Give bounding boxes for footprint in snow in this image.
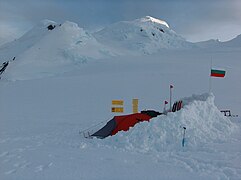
[0,139,7,143]
[35,162,53,172]
[0,151,9,157]
[5,169,17,175]
[14,161,31,169]
[35,165,44,172]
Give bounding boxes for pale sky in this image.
[0,0,241,44]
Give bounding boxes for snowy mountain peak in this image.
[61,21,80,30]
[140,16,170,28]
[94,16,194,54]
[38,19,57,27]
[0,19,115,80]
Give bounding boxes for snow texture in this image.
[101,93,237,152]
[0,16,241,180]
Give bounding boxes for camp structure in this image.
[91,110,162,139]
[82,100,184,139]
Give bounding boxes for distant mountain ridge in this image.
[195,34,241,48]
[222,34,241,47]
[0,16,240,80]
[1,16,240,61]
[0,16,196,61]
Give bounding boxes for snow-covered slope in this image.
[0,16,195,64]
[94,16,195,54]
[195,39,221,48]
[222,34,241,47]
[0,20,58,61]
[1,20,114,80]
[0,16,198,80]
[0,37,12,47]
[195,34,241,48]
[0,25,22,47]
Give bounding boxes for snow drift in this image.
[100,93,237,152]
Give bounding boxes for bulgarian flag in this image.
[211,69,226,78]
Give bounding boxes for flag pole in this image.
[164,101,168,114]
[164,101,166,112]
[169,85,173,111]
[209,57,213,93]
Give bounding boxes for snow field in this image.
[1,48,240,179]
[0,16,241,180]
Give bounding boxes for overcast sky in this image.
[0,0,241,44]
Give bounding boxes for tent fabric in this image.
[91,118,116,139]
[141,110,162,117]
[91,110,161,138]
[111,113,152,136]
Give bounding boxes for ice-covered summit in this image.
[94,16,194,54]
[140,16,170,28]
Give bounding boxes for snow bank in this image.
[100,93,237,152]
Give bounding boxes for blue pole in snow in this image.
[182,127,186,147]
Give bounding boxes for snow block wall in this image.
[100,93,237,152]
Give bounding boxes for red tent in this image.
[91,110,161,138]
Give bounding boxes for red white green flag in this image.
[210,69,226,78]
